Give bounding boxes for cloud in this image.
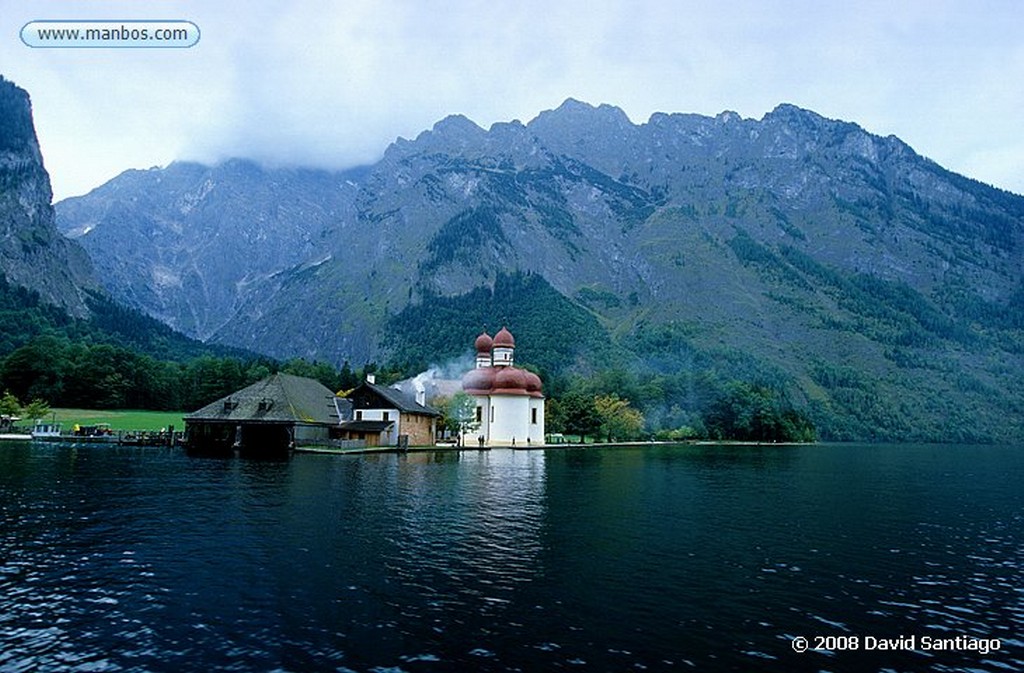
[2,0,1022,199]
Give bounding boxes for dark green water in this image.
[1,442,1021,672]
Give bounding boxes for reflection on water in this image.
[0,442,1022,672]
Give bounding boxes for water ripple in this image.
[1,442,1022,671]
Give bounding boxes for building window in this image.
[356,410,363,421]
[490,406,495,423]
[383,411,390,422]
[475,406,482,423]
[532,408,538,424]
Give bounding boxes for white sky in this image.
[1,0,1022,201]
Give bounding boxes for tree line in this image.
[1,331,815,443]
[543,370,815,443]
[0,272,410,413]
[0,334,398,413]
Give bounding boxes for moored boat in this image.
[1,415,32,440]
[31,422,63,440]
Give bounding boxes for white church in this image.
[461,327,545,446]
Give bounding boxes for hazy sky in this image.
[2,0,1022,201]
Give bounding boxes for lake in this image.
[1,442,1021,672]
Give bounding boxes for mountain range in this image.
[9,86,1023,442]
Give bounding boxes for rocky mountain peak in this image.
[431,114,485,136]
[714,110,743,125]
[529,98,634,136]
[0,76,44,162]
[767,102,808,115]
[763,103,856,145]
[523,99,640,174]
[416,114,487,151]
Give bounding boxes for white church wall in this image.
[489,394,530,446]
[466,394,490,446]
[529,398,545,445]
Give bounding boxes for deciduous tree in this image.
[595,394,645,442]
[558,392,601,443]
[0,390,20,418]
[22,398,50,423]
[436,391,479,445]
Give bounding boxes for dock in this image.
[29,429,184,447]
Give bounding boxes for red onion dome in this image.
[462,367,495,393]
[474,331,493,353]
[524,371,542,393]
[493,326,515,348]
[493,367,529,393]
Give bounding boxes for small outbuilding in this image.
[185,373,341,455]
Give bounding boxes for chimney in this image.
[366,374,376,384]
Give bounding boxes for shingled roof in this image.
[186,373,340,425]
[349,381,442,417]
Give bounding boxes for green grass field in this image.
[45,409,187,431]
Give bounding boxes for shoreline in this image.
[294,439,818,456]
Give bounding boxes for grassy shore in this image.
[45,409,186,431]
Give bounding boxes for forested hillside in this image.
[0,272,277,410]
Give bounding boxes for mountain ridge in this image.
[55,98,1024,441]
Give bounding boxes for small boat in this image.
[1,415,32,440]
[31,422,63,440]
[74,423,114,438]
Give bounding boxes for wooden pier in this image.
[30,429,183,447]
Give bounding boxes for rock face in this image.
[0,76,97,315]
[57,159,364,340]
[57,98,1024,441]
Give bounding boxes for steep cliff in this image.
[0,76,97,315]
[57,159,365,339]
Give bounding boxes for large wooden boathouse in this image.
[185,373,341,456]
